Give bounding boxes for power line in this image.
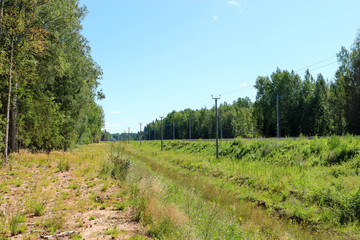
[191,95,212,109]
[299,61,338,77]
[295,55,336,72]
[220,85,255,96]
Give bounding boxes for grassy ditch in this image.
[124,136,360,239]
[110,143,244,239]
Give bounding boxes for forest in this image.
[140,31,360,140]
[0,0,104,157]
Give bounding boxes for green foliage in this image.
[143,97,255,141]
[143,136,360,232]
[27,200,46,217]
[100,143,131,181]
[8,212,25,236]
[105,227,121,239]
[139,30,360,139]
[0,0,104,154]
[42,214,64,234]
[57,159,71,172]
[115,202,127,211]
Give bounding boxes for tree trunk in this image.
[5,37,14,162]
[0,0,4,39]
[10,77,18,153]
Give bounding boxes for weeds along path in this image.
[0,143,147,240]
[122,140,359,240]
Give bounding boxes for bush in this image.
[323,145,358,166]
[327,135,341,151]
[100,143,131,181]
[339,187,360,224]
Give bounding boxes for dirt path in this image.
[0,150,147,240]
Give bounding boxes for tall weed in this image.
[100,143,131,181]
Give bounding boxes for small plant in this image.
[100,143,131,181]
[33,202,46,216]
[115,202,127,211]
[69,183,79,190]
[89,215,96,220]
[101,183,109,192]
[8,212,26,236]
[42,213,64,234]
[57,159,70,172]
[100,204,106,210]
[71,233,83,240]
[105,227,121,239]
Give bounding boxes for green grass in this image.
[57,159,71,172]
[8,212,26,236]
[122,137,360,239]
[42,213,64,234]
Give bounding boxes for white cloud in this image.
[109,110,122,114]
[240,82,248,86]
[228,0,240,6]
[213,15,218,21]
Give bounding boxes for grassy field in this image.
[1,137,360,239]
[122,136,360,239]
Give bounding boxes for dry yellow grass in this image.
[0,143,147,240]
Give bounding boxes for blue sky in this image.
[79,0,360,134]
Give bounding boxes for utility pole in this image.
[128,127,130,143]
[189,117,192,140]
[160,116,164,151]
[220,106,223,140]
[173,122,175,140]
[277,94,280,138]
[212,95,221,159]
[139,123,142,146]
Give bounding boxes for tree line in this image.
[138,31,360,140]
[0,0,104,158]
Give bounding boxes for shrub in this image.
[323,145,358,166]
[100,143,131,181]
[339,187,360,224]
[327,135,341,151]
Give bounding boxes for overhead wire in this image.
[220,85,255,96]
[295,55,337,73]
[299,61,338,77]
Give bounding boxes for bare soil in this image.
[0,151,147,240]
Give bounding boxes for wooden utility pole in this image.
[139,123,142,146]
[212,95,221,159]
[128,127,130,143]
[160,116,164,151]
